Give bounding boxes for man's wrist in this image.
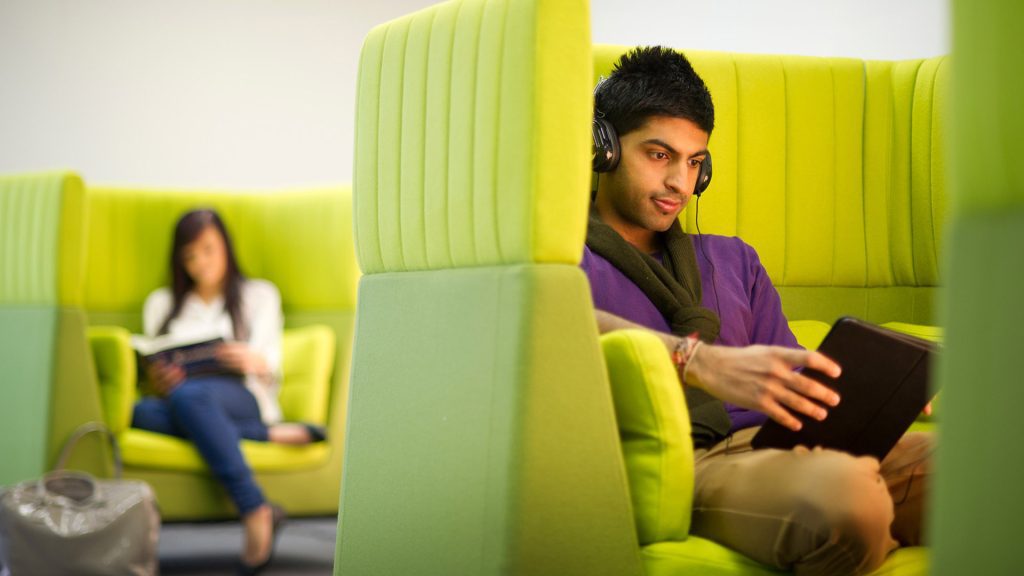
[672,332,702,382]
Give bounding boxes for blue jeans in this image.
[132,375,269,515]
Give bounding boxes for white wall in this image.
[0,0,948,189]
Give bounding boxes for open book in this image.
[751,316,936,460]
[131,330,234,379]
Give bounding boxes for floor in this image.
[1,516,338,576]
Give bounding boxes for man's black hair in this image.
[595,46,714,137]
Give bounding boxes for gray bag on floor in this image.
[0,422,160,575]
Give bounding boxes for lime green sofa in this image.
[335,0,945,575]
[0,174,358,520]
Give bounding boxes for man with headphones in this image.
[582,46,930,575]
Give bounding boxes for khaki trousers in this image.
[690,427,933,576]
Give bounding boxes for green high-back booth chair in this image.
[0,175,359,520]
[930,0,1023,573]
[592,48,949,335]
[337,0,945,574]
[0,172,87,488]
[336,0,643,574]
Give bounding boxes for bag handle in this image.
[54,421,124,479]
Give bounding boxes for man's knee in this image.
[791,451,898,575]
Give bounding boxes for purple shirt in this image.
[582,234,801,432]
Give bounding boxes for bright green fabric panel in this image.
[0,171,85,306]
[0,307,57,485]
[929,0,1024,564]
[601,330,693,545]
[777,286,938,325]
[279,324,336,424]
[87,325,136,434]
[47,308,114,477]
[931,211,1024,574]
[83,186,357,312]
[337,265,641,576]
[354,0,592,274]
[946,1,1024,213]
[642,537,927,575]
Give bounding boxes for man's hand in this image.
[147,359,185,397]
[216,342,268,377]
[684,344,842,431]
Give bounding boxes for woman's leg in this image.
[165,376,267,515]
[132,396,184,437]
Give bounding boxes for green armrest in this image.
[602,328,931,574]
[87,325,137,434]
[279,324,336,424]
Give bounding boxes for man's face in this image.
[595,115,710,249]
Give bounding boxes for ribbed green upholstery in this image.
[0,172,93,486]
[338,0,643,574]
[930,0,1024,574]
[594,48,949,326]
[354,0,592,273]
[83,187,357,313]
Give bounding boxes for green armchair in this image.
[0,175,358,520]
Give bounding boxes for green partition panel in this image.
[0,172,86,485]
[930,0,1024,573]
[336,266,641,575]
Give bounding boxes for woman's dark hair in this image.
[158,209,248,340]
[596,45,715,138]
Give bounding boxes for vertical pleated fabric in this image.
[354,0,593,275]
[592,46,949,293]
[0,172,85,306]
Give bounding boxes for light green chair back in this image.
[930,0,1024,573]
[0,172,96,486]
[336,0,642,574]
[594,47,949,326]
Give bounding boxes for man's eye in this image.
[689,158,704,168]
[651,151,669,160]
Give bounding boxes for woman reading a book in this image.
[132,208,318,574]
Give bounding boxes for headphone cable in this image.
[694,195,722,318]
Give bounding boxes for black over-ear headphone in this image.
[592,102,714,196]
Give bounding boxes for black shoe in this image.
[237,503,287,575]
[302,423,328,443]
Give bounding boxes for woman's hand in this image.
[684,344,843,431]
[216,342,269,378]
[147,359,185,397]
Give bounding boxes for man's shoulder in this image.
[693,233,757,254]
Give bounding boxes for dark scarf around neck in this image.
[586,208,731,449]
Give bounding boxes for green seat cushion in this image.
[119,428,329,472]
[787,320,832,349]
[601,329,693,545]
[642,539,928,576]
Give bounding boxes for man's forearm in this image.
[594,309,680,356]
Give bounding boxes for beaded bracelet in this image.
[671,332,702,378]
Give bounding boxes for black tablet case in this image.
[751,317,935,460]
